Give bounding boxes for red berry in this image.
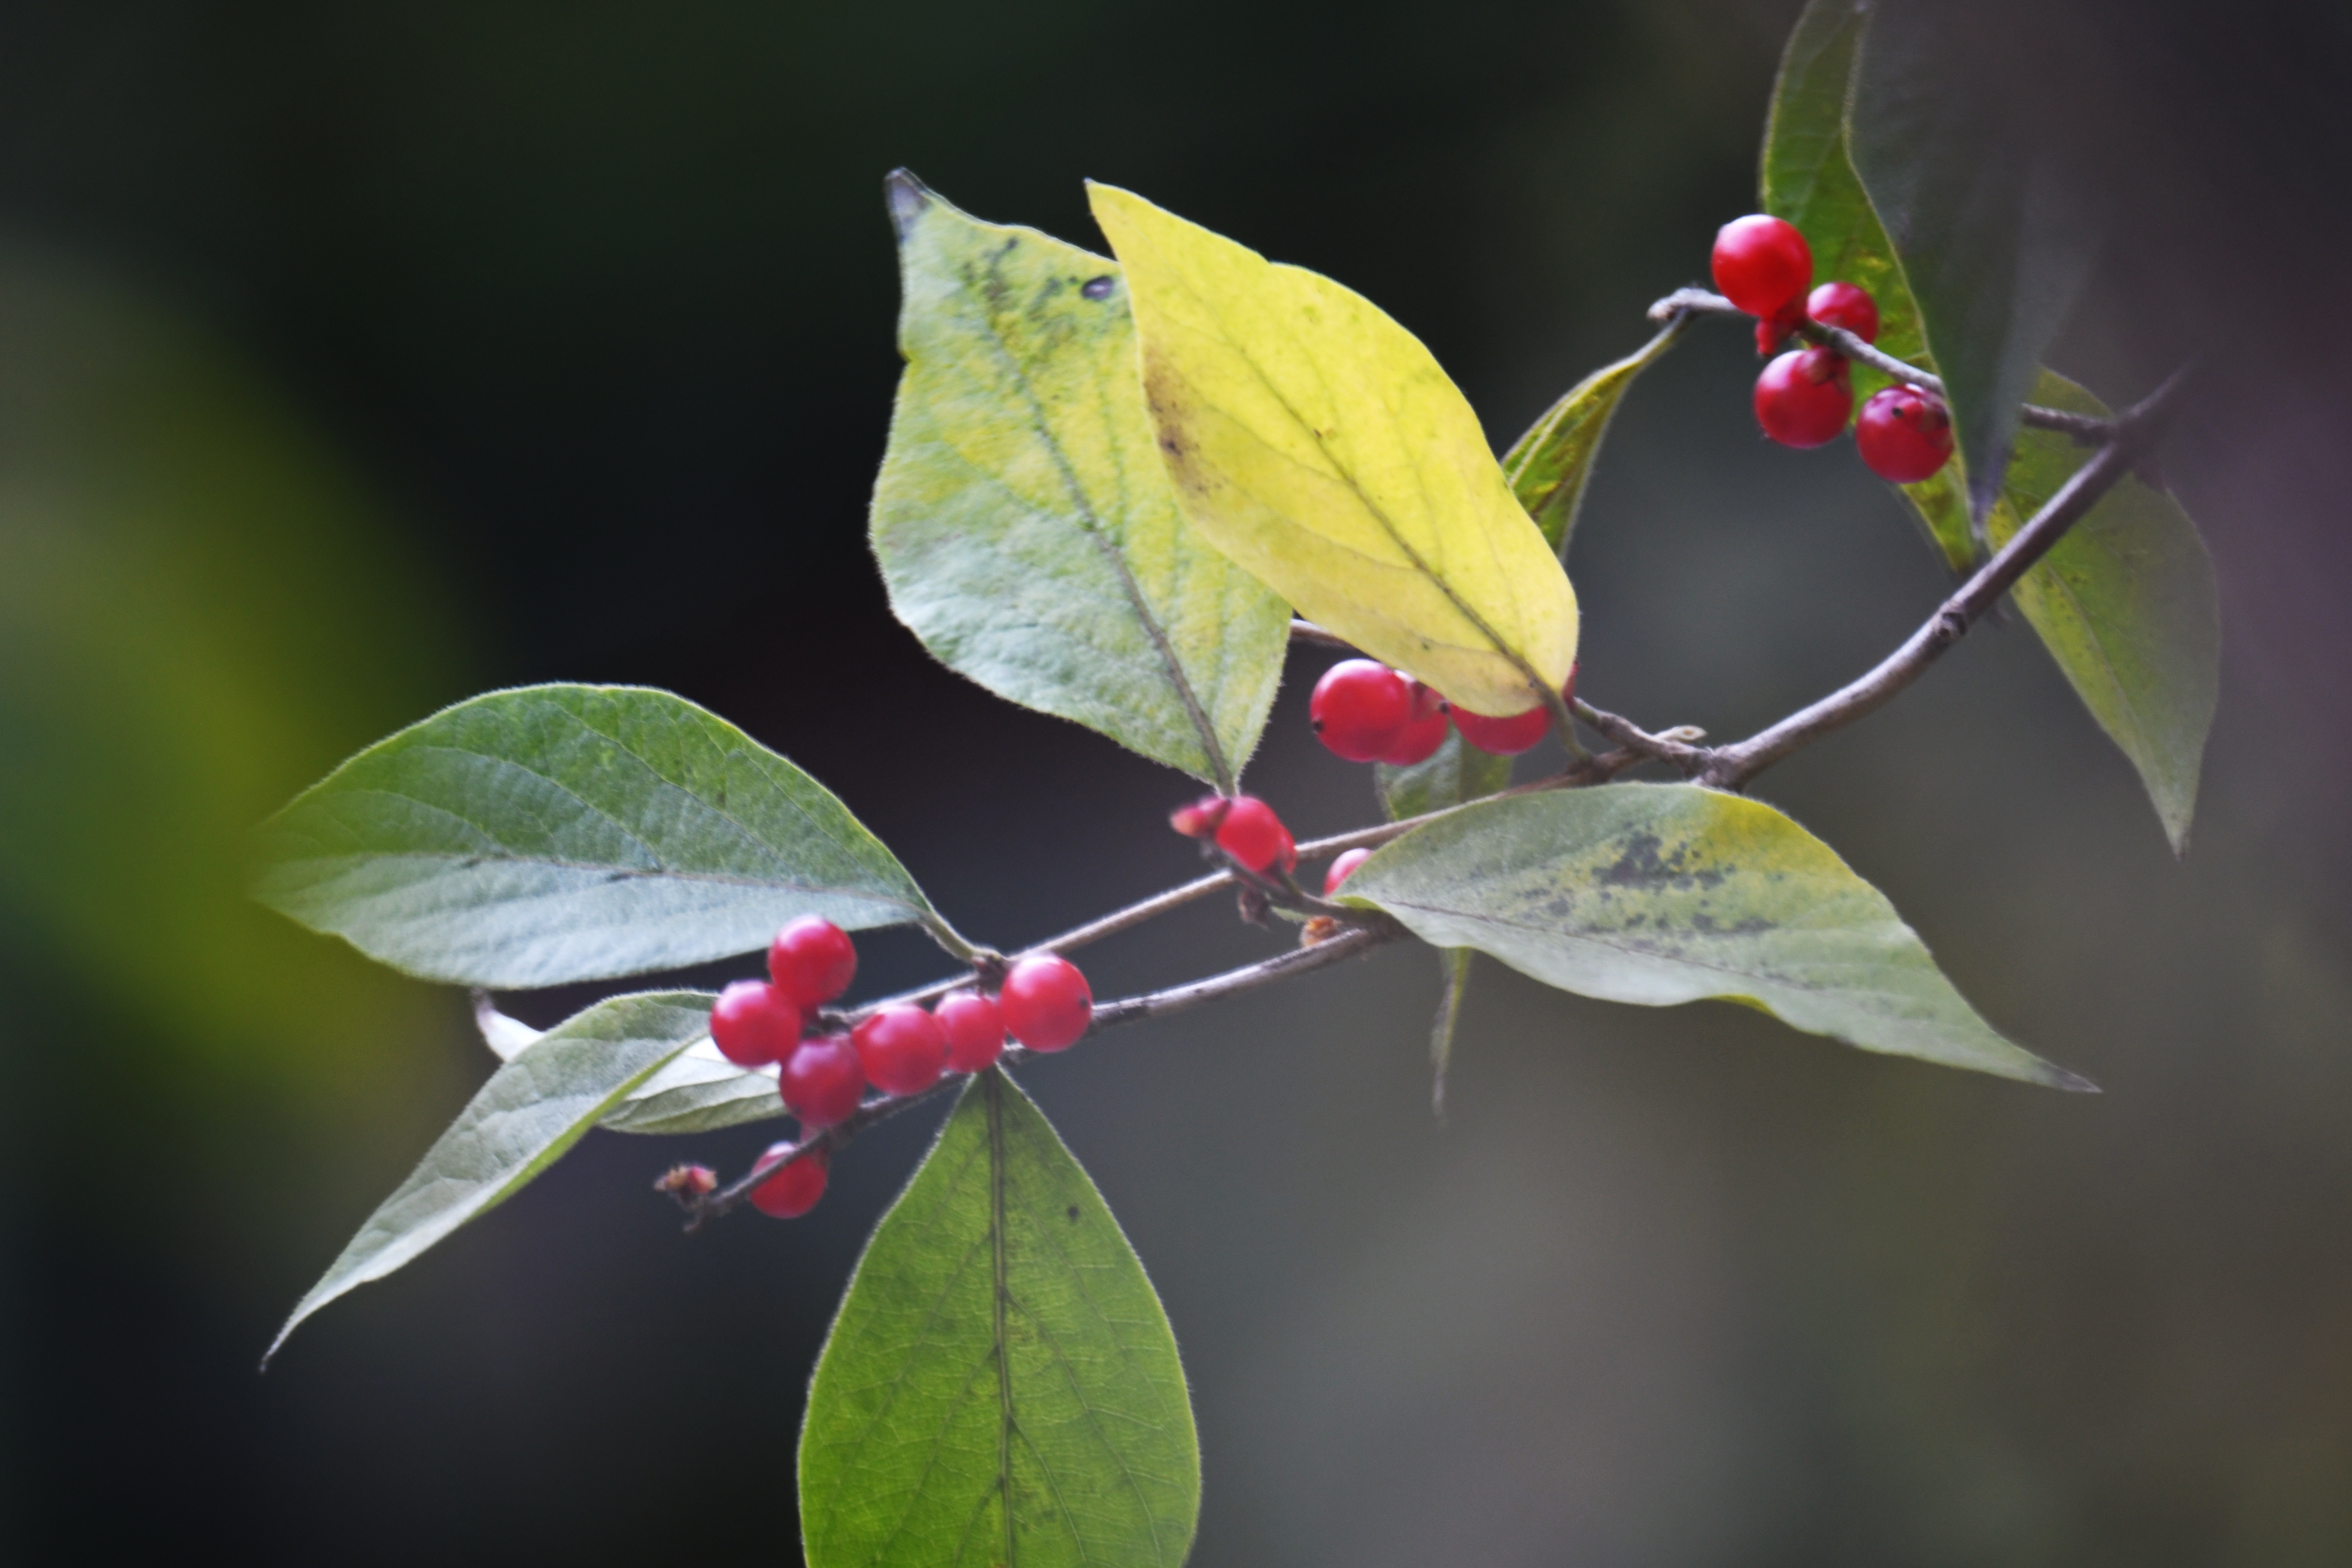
[1807,280,1879,343]
[1854,384,1955,482]
[1376,681,1450,766]
[748,1143,829,1219]
[1712,214,1813,318]
[1323,847,1373,895]
[1168,794,1230,839]
[1754,347,1853,448]
[779,1033,865,1127]
[999,954,1092,1052]
[852,1004,949,1097]
[709,979,803,1067]
[770,917,857,1007]
[934,991,1006,1073]
[1310,659,1410,762]
[1214,795,1291,873]
[1453,702,1551,755]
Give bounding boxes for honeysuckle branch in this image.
[1644,286,2111,439]
[684,923,1397,1228]
[681,359,2179,1231]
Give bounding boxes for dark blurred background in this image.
[4,0,2350,1561]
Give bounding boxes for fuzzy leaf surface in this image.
[267,991,713,1361]
[1088,183,1577,718]
[1343,785,2088,1089]
[1502,317,1685,558]
[1761,0,1972,571]
[801,1069,1199,1568]
[1848,1,2099,523]
[1992,372,2220,852]
[871,174,1288,789]
[254,684,932,988]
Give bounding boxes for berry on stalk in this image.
[852,1004,949,1097]
[749,1143,829,1219]
[1754,347,1853,448]
[999,954,1093,1052]
[934,991,1006,1073]
[709,979,802,1067]
[1377,681,1450,767]
[1711,214,1813,318]
[1854,384,1955,482]
[1310,659,1410,762]
[1323,847,1373,896]
[1806,280,1879,343]
[779,1033,865,1128]
[1214,795,1291,874]
[769,917,858,1007]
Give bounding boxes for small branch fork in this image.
[671,324,2186,1229]
[1645,286,2115,441]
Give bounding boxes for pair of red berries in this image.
[711,918,1095,1217]
[1712,214,1955,483]
[1310,659,1570,764]
[1171,792,1298,875]
[1169,802,1376,900]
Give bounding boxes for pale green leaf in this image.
[1374,726,1512,824]
[871,174,1288,790]
[254,684,935,988]
[1087,182,1578,719]
[801,1068,1200,1568]
[1501,316,1687,558]
[1761,0,1970,571]
[266,991,714,1362]
[1343,785,2089,1089]
[473,991,781,1135]
[1991,371,2220,852]
[1848,2,2100,524]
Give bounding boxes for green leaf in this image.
[1991,372,2220,852]
[265,991,713,1363]
[1429,947,1474,1121]
[473,995,786,1136]
[1342,785,2089,1089]
[1760,0,1970,571]
[254,684,937,988]
[1848,1,2100,526]
[801,1068,1199,1568]
[871,174,1289,791]
[1087,182,1579,719]
[1501,316,1687,558]
[596,1045,788,1135]
[1374,727,1513,824]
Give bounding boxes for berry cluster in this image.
[1710,214,1955,483]
[1310,657,1573,764]
[707,916,1094,1218]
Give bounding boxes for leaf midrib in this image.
[1150,261,1556,707]
[951,246,1236,792]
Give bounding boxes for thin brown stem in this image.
[1645,286,2109,438]
[1699,368,2187,789]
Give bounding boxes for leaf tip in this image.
[883,169,932,239]
[2045,1064,2102,1095]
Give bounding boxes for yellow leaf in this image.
[1086,184,1578,716]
